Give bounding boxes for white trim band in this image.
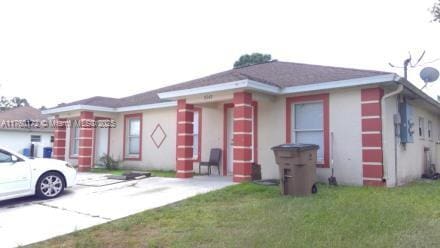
[233,132,252,135]
[234,118,252,122]
[361,100,380,104]
[234,103,252,108]
[233,146,252,149]
[177,158,194,161]
[234,174,252,178]
[363,162,383,166]
[362,131,381,134]
[361,116,381,119]
[363,177,383,181]
[178,109,194,113]
[177,133,194,136]
[362,147,382,150]
[177,145,193,148]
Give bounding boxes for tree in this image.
[233,53,272,69]
[432,0,440,22]
[10,97,30,108]
[0,96,30,111]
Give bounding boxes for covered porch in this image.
[175,91,259,182]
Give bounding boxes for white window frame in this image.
[70,126,80,157]
[31,135,41,143]
[291,100,324,164]
[428,120,433,140]
[125,116,141,157]
[419,117,425,139]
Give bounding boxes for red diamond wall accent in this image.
[150,124,167,148]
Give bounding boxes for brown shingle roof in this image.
[0,106,53,131]
[0,106,50,121]
[52,61,391,109]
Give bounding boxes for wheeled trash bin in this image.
[271,144,319,197]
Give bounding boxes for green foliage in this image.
[432,0,440,22]
[98,153,120,170]
[233,53,272,69]
[0,96,30,111]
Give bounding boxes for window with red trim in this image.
[123,113,142,160]
[286,94,329,167]
[193,108,202,161]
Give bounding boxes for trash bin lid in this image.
[271,143,319,151]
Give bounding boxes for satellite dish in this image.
[420,67,439,83]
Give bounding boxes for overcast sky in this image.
[0,0,439,108]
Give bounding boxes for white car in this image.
[0,146,76,201]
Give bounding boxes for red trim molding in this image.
[176,99,194,178]
[52,117,67,160]
[361,87,385,187]
[123,113,143,161]
[77,111,95,172]
[150,124,167,148]
[286,93,330,168]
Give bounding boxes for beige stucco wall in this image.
[55,86,439,187]
[109,108,177,170]
[383,94,440,186]
[255,88,363,185]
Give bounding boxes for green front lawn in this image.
[90,168,176,178]
[29,181,440,248]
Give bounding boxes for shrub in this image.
[98,153,119,170]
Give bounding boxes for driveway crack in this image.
[38,202,112,221]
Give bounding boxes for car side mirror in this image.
[11,156,18,163]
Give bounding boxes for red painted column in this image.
[233,92,253,182]
[176,99,194,178]
[78,111,94,172]
[361,87,385,186]
[52,117,67,160]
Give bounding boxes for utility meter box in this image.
[399,101,414,144]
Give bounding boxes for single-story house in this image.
[0,106,54,157]
[43,61,440,187]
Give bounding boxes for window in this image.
[0,150,12,163]
[292,102,324,162]
[31,135,41,142]
[428,120,433,140]
[193,108,202,160]
[286,93,329,167]
[124,114,142,159]
[70,126,80,156]
[419,117,425,138]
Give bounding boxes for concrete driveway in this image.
[0,173,234,248]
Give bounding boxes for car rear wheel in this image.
[36,172,65,199]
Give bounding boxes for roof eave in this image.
[157,74,398,100]
[397,77,440,110]
[157,79,280,100]
[280,74,398,95]
[42,102,178,115]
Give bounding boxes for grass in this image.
[90,168,176,178]
[28,180,440,248]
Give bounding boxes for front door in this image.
[224,104,255,176]
[95,125,109,165]
[0,149,31,198]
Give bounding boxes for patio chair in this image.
[199,148,222,175]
